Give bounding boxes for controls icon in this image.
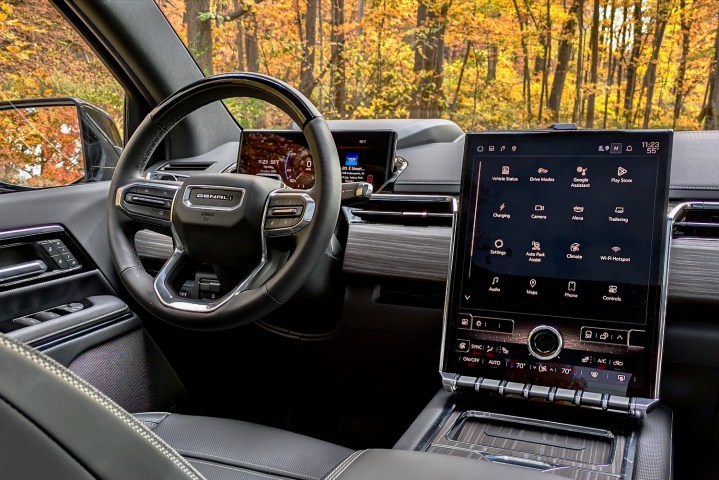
[608,285,618,294]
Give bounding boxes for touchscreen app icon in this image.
[344,152,359,166]
[529,279,537,288]
[570,242,581,252]
[568,281,577,291]
[501,165,510,175]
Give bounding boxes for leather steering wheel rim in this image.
[107,73,341,330]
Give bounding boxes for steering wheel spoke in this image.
[263,189,316,237]
[115,180,180,227]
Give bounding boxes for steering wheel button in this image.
[279,217,299,228]
[152,208,170,220]
[155,187,175,198]
[265,218,280,229]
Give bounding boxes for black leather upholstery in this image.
[0,331,563,480]
[135,413,353,480]
[324,449,553,480]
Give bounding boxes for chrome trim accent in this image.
[153,246,268,313]
[0,224,64,241]
[526,325,564,361]
[0,260,47,282]
[182,185,245,211]
[375,155,409,193]
[438,197,459,379]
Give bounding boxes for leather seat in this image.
[0,333,554,480]
[133,412,353,480]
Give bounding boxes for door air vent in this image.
[158,161,215,172]
[672,202,719,239]
[346,194,455,227]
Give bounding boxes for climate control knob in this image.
[527,325,563,360]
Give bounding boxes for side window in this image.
[0,1,125,191]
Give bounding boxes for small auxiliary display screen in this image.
[443,130,672,398]
[237,130,396,190]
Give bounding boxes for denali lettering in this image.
[196,193,234,201]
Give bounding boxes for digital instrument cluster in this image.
[443,130,672,398]
[237,130,397,190]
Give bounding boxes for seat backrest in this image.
[0,334,206,479]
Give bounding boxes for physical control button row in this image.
[265,195,306,231]
[122,185,177,222]
[441,373,632,414]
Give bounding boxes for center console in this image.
[400,130,674,479]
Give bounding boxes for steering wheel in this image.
[106,73,341,330]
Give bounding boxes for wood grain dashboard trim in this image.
[136,225,719,303]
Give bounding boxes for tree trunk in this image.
[586,0,600,127]
[185,0,213,75]
[331,0,347,117]
[296,0,318,98]
[410,1,450,118]
[512,0,532,122]
[702,16,719,129]
[572,0,585,124]
[538,0,551,122]
[234,0,245,71]
[486,10,500,83]
[602,0,616,128]
[673,0,691,128]
[547,0,580,120]
[245,14,260,72]
[623,0,642,126]
[642,0,671,128]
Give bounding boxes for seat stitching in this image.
[321,452,359,480]
[323,450,366,480]
[0,335,206,480]
[178,448,318,480]
[189,459,288,480]
[134,412,171,424]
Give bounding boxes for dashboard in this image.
[442,130,672,399]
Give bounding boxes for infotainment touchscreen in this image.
[442,130,672,399]
[237,130,396,190]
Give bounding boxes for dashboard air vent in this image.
[347,194,455,226]
[672,202,719,239]
[159,161,215,172]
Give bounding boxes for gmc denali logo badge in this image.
[196,192,233,201]
[184,187,245,211]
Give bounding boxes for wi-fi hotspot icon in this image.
[611,246,621,253]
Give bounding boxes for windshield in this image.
[157,0,718,131]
